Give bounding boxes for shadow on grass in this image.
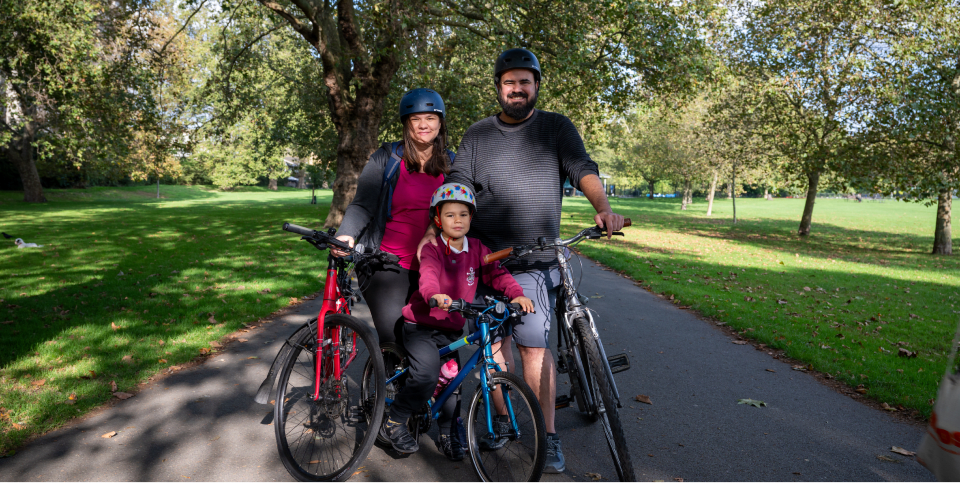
[571,232,958,418]
[0,196,332,453]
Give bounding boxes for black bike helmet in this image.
[398,88,445,119]
[494,48,541,85]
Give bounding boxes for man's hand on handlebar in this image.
[332,235,355,258]
[594,210,625,239]
[511,296,535,314]
[431,293,454,311]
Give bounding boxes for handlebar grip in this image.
[283,223,315,236]
[428,298,438,308]
[483,247,513,265]
[623,218,632,227]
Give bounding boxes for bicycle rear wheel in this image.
[466,371,546,482]
[274,314,384,481]
[575,317,636,482]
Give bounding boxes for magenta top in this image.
[379,160,444,270]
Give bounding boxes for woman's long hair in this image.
[402,116,450,177]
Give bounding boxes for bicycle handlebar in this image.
[428,297,527,316]
[283,222,315,237]
[482,218,631,264]
[282,221,399,266]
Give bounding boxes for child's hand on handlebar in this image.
[332,235,355,257]
[511,296,535,314]
[431,294,453,311]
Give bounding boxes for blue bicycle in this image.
[361,296,547,482]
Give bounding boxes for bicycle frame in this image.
[384,314,523,438]
[552,238,623,405]
[312,252,355,402]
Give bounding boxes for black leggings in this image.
[390,322,462,434]
[358,265,419,345]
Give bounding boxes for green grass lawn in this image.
[0,185,331,455]
[562,195,960,419]
[1,186,956,456]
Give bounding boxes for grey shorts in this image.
[475,269,561,349]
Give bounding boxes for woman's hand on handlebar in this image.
[332,235,355,257]
[511,296,535,314]
[431,293,453,311]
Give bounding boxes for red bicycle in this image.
[255,223,396,481]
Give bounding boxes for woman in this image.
[334,88,453,345]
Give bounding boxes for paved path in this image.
[0,259,934,481]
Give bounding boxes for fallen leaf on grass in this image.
[0,321,14,325]
[113,392,134,400]
[159,359,167,363]
[732,340,748,345]
[111,380,118,392]
[891,446,915,457]
[207,315,217,324]
[855,386,868,394]
[101,431,117,438]
[876,455,900,463]
[585,473,601,480]
[199,347,211,355]
[121,355,134,364]
[897,348,917,358]
[737,398,767,408]
[31,379,46,387]
[210,341,222,348]
[881,403,897,411]
[111,322,121,331]
[634,395,652,405]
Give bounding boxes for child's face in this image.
[436,202,471,238]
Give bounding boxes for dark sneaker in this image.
[381,417,419,454]
[478,415,511,451]
[436,434,465,461]
[544,434,565,473]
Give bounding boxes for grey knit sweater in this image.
[447,109,600,272]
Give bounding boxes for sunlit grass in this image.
[564,196,960,419]
[0,185,331,455]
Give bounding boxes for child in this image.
[382,183,534,460]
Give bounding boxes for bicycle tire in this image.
[274,313,385,481]
[466,371,546,482]
[361,342,407,447]
[575,317,636,482]
[561,321,599,421]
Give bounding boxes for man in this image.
[420,48,624,473]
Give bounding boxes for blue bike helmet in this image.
[399,88,445,119]
[494,48,541,84]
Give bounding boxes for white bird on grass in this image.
[14,238,43,249]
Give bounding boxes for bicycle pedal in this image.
[607,353,630,374]
[555,394,572,409]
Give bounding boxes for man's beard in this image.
[498,89,538,120]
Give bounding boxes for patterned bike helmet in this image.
[429,183,476,219]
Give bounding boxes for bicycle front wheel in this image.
[575,317,636,481]
[274,314,385,481]
[466,371,546,482]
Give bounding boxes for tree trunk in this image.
[647,180,655,199]
[156,176,160,199]
[764,187,770,200]
[681,177,692,210]
[798,171,821,236]
[268,178,278,191]
[8,119,46,203]
[297,168,307,189]
[731,164,737,224]
[933,189,953,255]
[726,182,732,199]
[706,169,718,216]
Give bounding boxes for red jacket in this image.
[402,236,525,331]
